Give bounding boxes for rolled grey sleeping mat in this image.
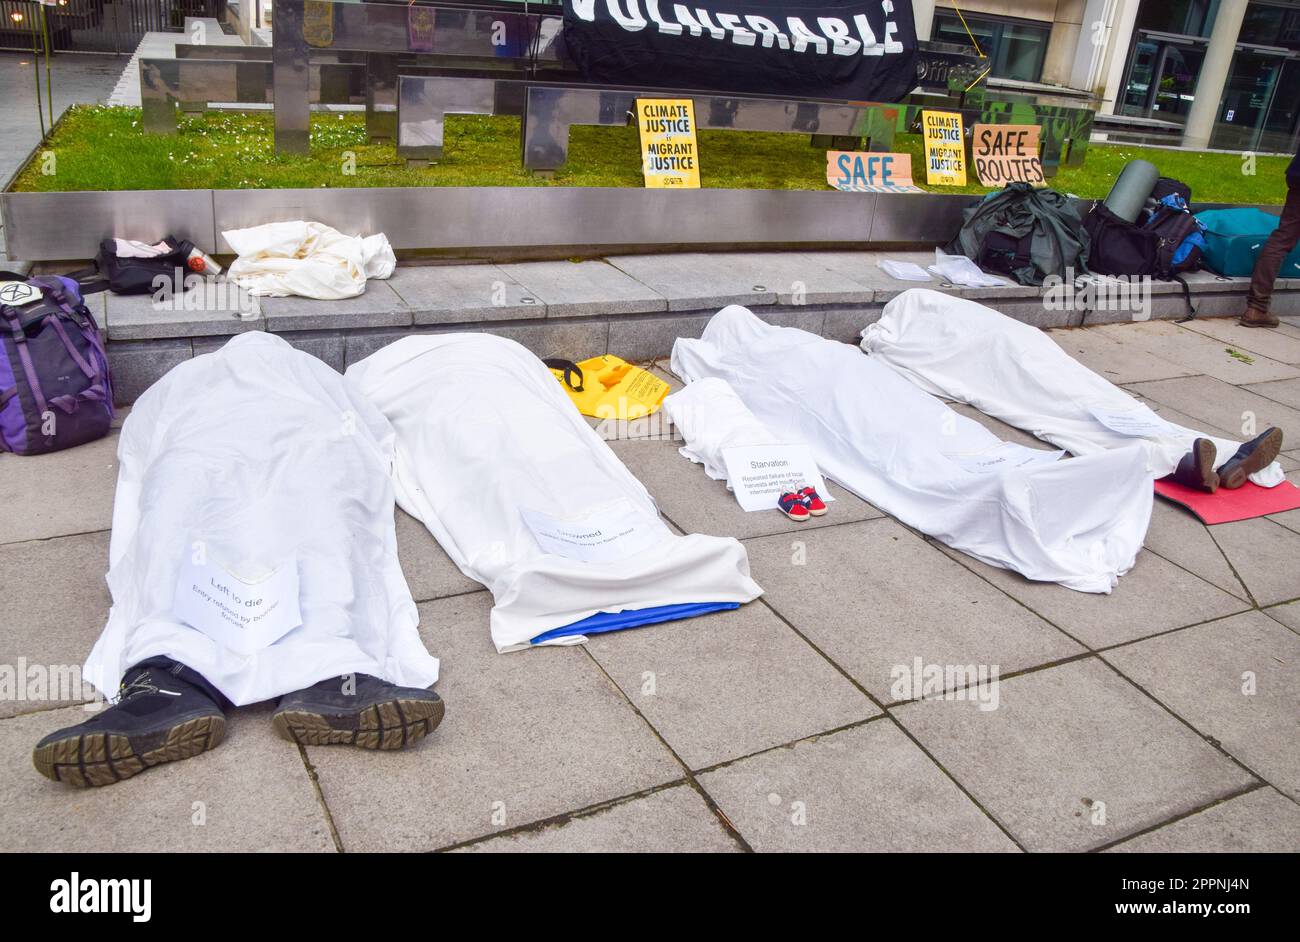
[1103,159,1159,223]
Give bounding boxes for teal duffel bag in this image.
[1195,207,1300,277]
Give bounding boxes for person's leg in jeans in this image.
[1243,184,1300,327]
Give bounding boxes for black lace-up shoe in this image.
[1218,427,1284,489]
[33,659,226,787]
[1170,438,1220,492]
[272,674,444,750]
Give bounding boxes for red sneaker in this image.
[778,491,811,521]
[800,486,827,516]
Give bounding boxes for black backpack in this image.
[72,236,200,296]
[1082,180,1204,318]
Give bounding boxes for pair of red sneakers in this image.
[778,486,827,521]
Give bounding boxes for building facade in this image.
[916,0,1300,153]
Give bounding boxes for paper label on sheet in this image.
[522,501,664,563]
[945,442,1064,474]
[173,555,303,656]
[1088,404,1173,437]
[721,443,832,512]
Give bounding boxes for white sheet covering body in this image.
[345,334,763,653]
[672,306,1154,593]
[83,333,438,705]
[861,289,1284,486]
[663,377,781,484]
[222,221,397,299]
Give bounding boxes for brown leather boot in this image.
[1170,438,1219,492]
[1241,307,1280,328]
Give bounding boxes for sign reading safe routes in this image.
[637,98,701,188]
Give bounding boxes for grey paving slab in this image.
[1105,612,1300,800]
[1095,320,1300,384]
[498,259,667,318]
[476,319,610,362]
[609,438,883,539]
[0,433,118,544]
[586,601,877,770]
[1047,325,1197,385]
[605,253,784,310]
[1207,517,1300,606]
[822,304,884,343]
[388,264,545,325]
[307,593,681,851]
[745,520,1083,703]
[1143,499,1248,599]
[1128,374,1300,449]
[697,721,1019,852]
[1106,788,1300,853]
[457,785,739,853]
[260,280,410,331]
[1242,376,1300,413]
[809,250,1042,305]
[106,338,193,406]
[0,704,335,853]
[936,545,1249,649]
[1263,598,1300,635]
[894,657,1257,852]
[1181,316,1300,365]
[104,284,264,340]
[0,533,109,717]
[394,508,481,602]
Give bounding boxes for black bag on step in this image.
[74,236,199,296]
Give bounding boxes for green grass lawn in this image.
[10,104,1291,204]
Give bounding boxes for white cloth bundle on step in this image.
[672,305,1155,593]
[662,376,781,484]
[345,333,763,653]
[84,332,438,705]
[861,289,1284,487]
[222,221,396,300]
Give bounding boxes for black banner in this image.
[561,1,919,103]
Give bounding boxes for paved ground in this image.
[2,312,1300,853]
[0,50,124,257]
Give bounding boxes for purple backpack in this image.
[0,273,113,455]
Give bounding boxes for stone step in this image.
[82,250,1300,405]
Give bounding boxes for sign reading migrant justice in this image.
[561,1,920,102]
[826,151,921,192]
[972,124,1044,185]
[637,99,701,187]
[922,110,966,185]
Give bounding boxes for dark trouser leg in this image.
[1246,184,1300,314]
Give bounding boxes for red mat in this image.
[1154,478,1300,525]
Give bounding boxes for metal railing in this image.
[0,0,222,53]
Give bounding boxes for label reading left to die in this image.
[173,554,303,656]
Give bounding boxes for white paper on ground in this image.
[721,443,832,512]
[521,501,663,563]
[944,442,1065,474]
[878,260,933,282]
[1087,404,1175,438]
[929,249,1010,288]
[173,554,302,656]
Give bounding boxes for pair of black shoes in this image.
[1170,428,1284,493]
[32,658,444,788]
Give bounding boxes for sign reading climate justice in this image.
[972,124,1044,186]
[922,110,966,186]
[637,98,701,188]
[826,151,921,193]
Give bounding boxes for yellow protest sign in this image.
[826,151,922,193]
[922,110,967,186]
[972,124,1044,186]
[636,99,700,189]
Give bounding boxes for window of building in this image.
[931,11,1051,83]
